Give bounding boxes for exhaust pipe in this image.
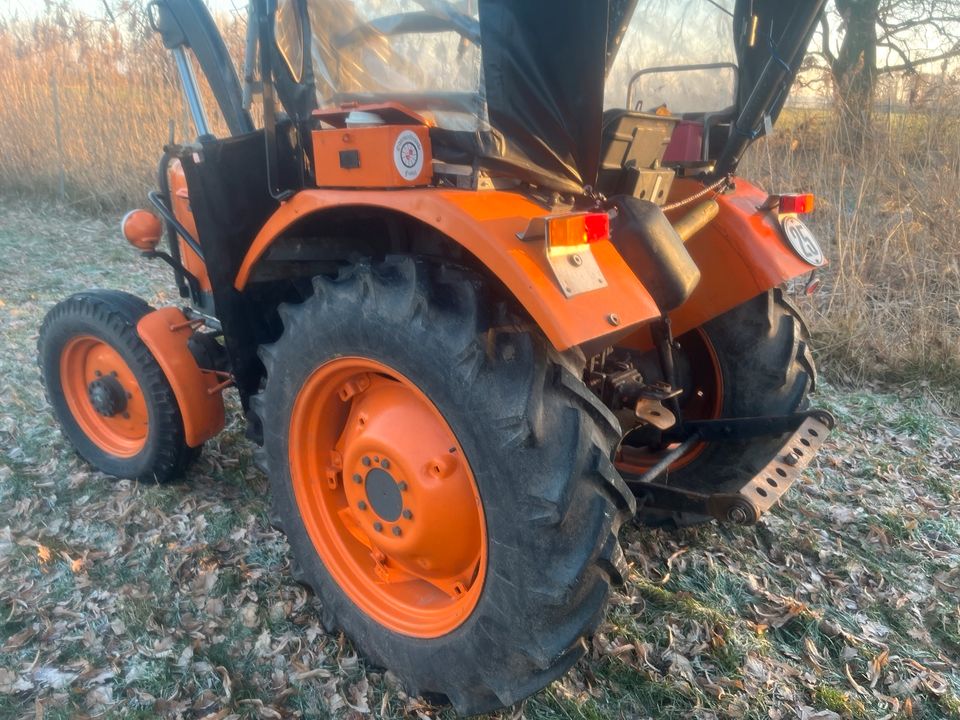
[672,200,720,243]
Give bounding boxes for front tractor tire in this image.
[252,258,635,715]
[38,290,198,483]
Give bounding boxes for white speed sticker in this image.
[393,130,424,180]
[780,215,825,267]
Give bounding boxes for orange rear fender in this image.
[667,177,823,337]
[234,189,661,351]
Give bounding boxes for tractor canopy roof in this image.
[276,0,826,194]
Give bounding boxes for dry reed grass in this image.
[0,6,242,210]
[743,107,960,395]
[0,6,958,393]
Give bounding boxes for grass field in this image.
[2,199,960,719]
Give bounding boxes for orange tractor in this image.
[39,0,833,712]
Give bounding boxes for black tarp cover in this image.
[476,0,824,194]
[478,0,610,195]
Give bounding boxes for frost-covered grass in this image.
[1,199,959,719]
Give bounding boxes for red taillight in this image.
[778,193,815,214]
[544,212,610,250]
[583,212,609,243]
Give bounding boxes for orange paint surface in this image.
[288,357,486,637]
[168,160,212,293]
[137,307,225,447]
[235,188,661,350]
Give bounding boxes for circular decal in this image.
[780,215,825,267]
[393,130,424,181]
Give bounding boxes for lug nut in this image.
[373,521,383,532]
[727,506,751,525]
[392,526,402,537]
[362,456,371,467]
[402,509,412,520]
[358,501,367,511]
[352,473,362,484]
[397,481,408,491]
[381,458,390,469]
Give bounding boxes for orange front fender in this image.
[234,189,661,351]
[137,307,225,447]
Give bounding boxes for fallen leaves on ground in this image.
[1,200,959,719]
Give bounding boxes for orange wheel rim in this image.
[617,328,723,474]
[289,358,487,638]
[59,335,148,458]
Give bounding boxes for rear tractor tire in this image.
[619,289,816,527]
[252,258,635,715]
[38,290,199,483]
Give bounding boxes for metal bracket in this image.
[546,248,608,298]
[735,414,831,518]
[519,216,608,298]
[661,409,835,444]
[626,412,834,525]
[634,397,676,430]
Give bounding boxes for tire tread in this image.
[251,259,632,715]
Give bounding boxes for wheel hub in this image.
[288,358,487,637]
[339,376,481,589]
[362,466,403,522]
[87,375,127,417]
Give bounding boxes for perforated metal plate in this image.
[738,414,831,516]
[546,248,608,298]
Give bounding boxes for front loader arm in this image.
[149,0,254,137]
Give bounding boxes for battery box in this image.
[312,104,433,188]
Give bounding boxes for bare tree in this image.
[815,0,960,128]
